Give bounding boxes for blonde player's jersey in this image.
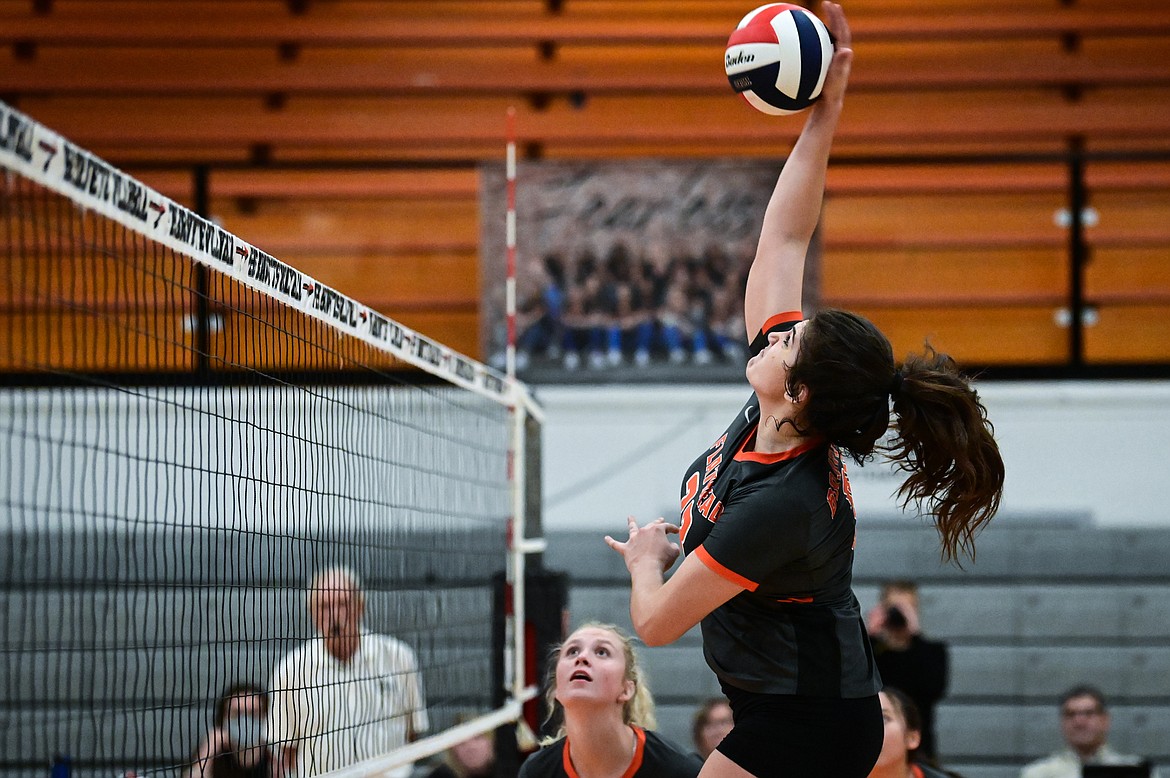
[518,727,702,778]
[679,311,881,698]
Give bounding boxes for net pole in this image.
[503,103,544,718]
[505,106,518,381]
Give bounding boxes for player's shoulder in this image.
[517,739,567,777]
[641,730,704,776]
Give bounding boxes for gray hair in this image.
[306,565,365,609]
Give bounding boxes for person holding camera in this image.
[867,580,950,763]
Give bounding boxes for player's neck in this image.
[751,395,811,454]
[563,717,636,778]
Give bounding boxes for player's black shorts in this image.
[717,684,883,777]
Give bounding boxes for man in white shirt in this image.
[268,567,429,778]
[1020,685,1156,778]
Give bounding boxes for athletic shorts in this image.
[716,684,883,777]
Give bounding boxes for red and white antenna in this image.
[505,106,518,381]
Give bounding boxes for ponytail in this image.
[791,310,1005,563]
[887,346,1005,562]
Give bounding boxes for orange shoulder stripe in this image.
[696,546,758,592]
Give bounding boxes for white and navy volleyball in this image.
[725,3,835,116]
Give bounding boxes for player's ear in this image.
[617,679,635,704]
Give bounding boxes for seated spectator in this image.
[560,273,603,372]
[868,688,963,778]
[267,566,428,777]
[426,719,495,778]
[515,254,567,371]
[518,622,701,777]
[690,697,734,762]
[187,683,272,778]
[657,260,712,366]
[1020,685,1159,778]
[867,579,949,762]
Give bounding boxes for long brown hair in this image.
[787,309,1005,562]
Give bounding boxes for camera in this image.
[884,605,909,630]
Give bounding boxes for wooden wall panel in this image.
[212,307,478,371]
[847,305,1069,365]
[1,254,191,308]
[0,313,194,371]
[17,86,1170,163]
[1085,305,1170,362]
[2,0,1166,45]
[1,0,1167,373]
[1086,248,1170,302]
[279,251,480,309]
[209,200,478,255]
[823,192,1067,248]
[7,36,1168,93]
[822,247,1068,307]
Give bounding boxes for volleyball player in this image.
[604,4,1006,776]
[518,623,702,778]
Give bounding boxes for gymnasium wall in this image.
[537,380,1170,530]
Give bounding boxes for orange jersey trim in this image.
[696,546,758,592]
[759,310,803,336]
[734,434,821,464]
[775,595,814,604]
[562,726,646,778]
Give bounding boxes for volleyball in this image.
[725,3,835,116]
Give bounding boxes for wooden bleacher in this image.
[2,0,1168,368]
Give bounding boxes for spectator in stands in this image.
[691,697,734,761]
[518,622,702,777]
[515,254,567,371]
[187,683,273,778]
[267,566,428,778]
[868,688,963,778]
[1020,685,1158,778]
[426,717,496,778]
[867,580,949,762]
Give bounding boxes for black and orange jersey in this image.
[679,311,882,698]
[518,727,702,778]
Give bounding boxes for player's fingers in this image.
[662,523,681,535]
[824,2,852,49]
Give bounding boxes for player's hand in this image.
[817,1,853,108]
[605,516,681,575]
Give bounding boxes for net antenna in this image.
[0,100,544,777]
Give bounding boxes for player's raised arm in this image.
[743,1,853,339]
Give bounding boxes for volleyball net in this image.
[0,100,544,777]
